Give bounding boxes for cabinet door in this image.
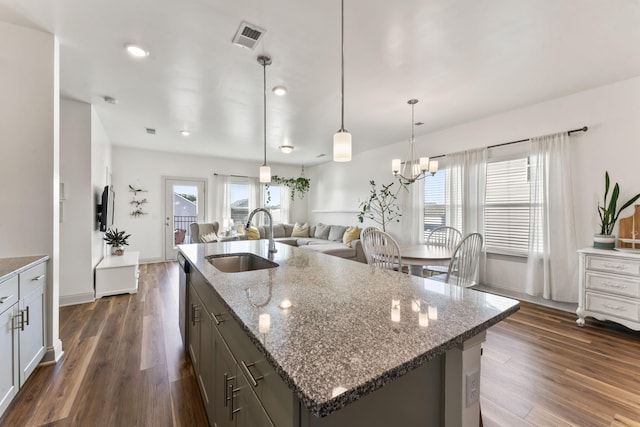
[234,371,275,427]
[187,284,202,374]
[0,304,19,417]
[19,284,45,386]
[199,309,215,421]
[213,326,236,427]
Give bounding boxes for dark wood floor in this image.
[1,262,639,426]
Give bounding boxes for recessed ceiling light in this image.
[272,86,287,96]
[125,44,149,58]
[180,130,191,137]
[103,96,118,104]
[279,145,294,154]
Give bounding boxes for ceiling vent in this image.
[232,21,266,50]
[145,127,156,135]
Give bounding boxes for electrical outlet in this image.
[466,370,480,407]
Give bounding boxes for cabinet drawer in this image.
[19,263,46,297]
[586,255,640,277]
[0,276,19,315]
[585,272,640,298]
[586,292,640,322]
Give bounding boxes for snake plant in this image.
[598,171,640,235]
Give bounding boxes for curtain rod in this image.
[213,173,254,179]
[429,125,588,159]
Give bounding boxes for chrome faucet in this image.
[246,208,277,253]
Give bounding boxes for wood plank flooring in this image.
[1,262,639,426]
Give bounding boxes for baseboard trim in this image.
[59,292,95,307]
[42,338,64,363]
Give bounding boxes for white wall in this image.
[309,75,640,298]
[112,146,307,262]
[0,21,62,361]
[90,107,112,267]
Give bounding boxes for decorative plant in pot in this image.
[104,227,131,256]
[595,171,640,249]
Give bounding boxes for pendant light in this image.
[333,0,352,162]
[392,99,437,184]
[258,55,272,183]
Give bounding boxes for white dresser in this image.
[95,252,140,298]
[577,247,640,330]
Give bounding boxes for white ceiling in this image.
[2,0,640,166]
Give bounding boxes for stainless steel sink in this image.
[206,253,279,273]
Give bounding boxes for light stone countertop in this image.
[0,255,49,284]
[179,240,520,417]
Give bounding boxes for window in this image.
[484,157,531,254]
[423,171,447,241]
[263,184,283,223]
[229,181,249,225]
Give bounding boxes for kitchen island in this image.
[179,240,519,426]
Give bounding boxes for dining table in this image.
[399,244,454,277]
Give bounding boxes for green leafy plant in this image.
[357,180,407,232]
[103,228,131,248]
[266,175,311,202]
[598,171,640,235]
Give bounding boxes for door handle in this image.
[0,295,13,303]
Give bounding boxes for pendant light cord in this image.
[340,0,345,132]
[263,59,267,167]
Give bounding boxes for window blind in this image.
[423,171,447,241]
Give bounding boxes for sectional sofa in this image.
[189,222,366,263]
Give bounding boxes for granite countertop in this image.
[0,255,49,284]
[179,240,519,417]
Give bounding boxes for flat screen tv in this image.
[98,185,115,231]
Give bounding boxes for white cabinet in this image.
[0,276,19,417]
[95,252,140,298]
[577,247,640,330]
[0,258,47,419]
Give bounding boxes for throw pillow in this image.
[272,223,286,238]
[291,222,310,237]
[343,226,360,247]
[200,232,218,243]
[245,226,260,240]
[283,223,294,237]
[328,225,348,242]
[314,223,331,240]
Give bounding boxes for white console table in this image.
[577,247,640,330]
[95,252,140,298]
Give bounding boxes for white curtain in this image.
[280,185,291,223]
[213,174,230,224]
[446,147,487,283]
[446,148,487,234]
[526,132,578,302]
[399,179,424,245]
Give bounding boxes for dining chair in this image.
[432,232,483,287]
[360,226,379,264]
[361,229,402,271]
[423,226,462,276]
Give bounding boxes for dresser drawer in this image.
[19,263,46,297]
[585,272,640,299]
[586,255,640,277]
[586,292,640,322]
[0,275,19,314]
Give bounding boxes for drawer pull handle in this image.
[602,281,628,290]
[240,360,264,387]
[25,305,30,326]
[603,263,627,270]
[0,295,13,303]
[191,305,200,325]
[212,312,225,325]
[15,310,25,331]
[31,275,45,281]
[602,303,626,312]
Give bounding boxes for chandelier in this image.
[392,99,437,184]
[333,0,351,162]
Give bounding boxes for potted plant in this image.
[104,227,131,256]
[595,171,640,249]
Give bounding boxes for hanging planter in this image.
[266,166,311,202]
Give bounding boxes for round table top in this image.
[398,244,453,266]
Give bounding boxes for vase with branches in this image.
[357,180,407,232]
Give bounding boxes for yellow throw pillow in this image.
[343,226,360,247]
[245,226,260,240]
[291,222,310,237]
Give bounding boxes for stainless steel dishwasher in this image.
[177,251,190,347]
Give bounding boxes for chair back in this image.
[362,229,402,271]
[446,233,483,287]
[360,227,379,264]
[426,226,462,250]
